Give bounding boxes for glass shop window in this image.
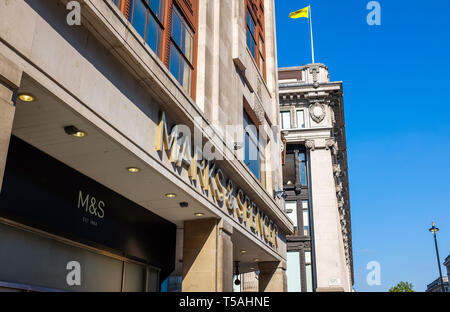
[287,251,301,292]
[0,222,158,292]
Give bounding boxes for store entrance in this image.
[0,221,160,292]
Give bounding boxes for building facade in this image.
[0,0,292,292]
[446,255,450,281]
[426,254,450,292]
[426,276,449,293]
[278,64,353,292]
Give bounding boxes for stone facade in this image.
[426,276,449,293]
[426,254,450,292]
[0,0,291,292]
[445,255,450,278]
[279,64,353,292]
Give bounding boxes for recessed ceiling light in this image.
[73,131,87,138]
[240,250,247,254]
[18,94,35,102]
[165,193,177,198]
[64,125,87,138]
[254,258,260,262]
[194,213,205,217]
[127,167,141,173]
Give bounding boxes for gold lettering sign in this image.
[156,111,279,250]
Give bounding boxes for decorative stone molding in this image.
[253,98,265,126]
[332,144,339,156]
[331,109,336,126]
[336,183,343,194]
[309,103,326,124]
[305,140,315,151]
[309,65,320,83]
[257,78,262,100]
[325,138,336,151]
[333,164,341,177]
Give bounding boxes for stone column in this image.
[182,218,233,292]
[0,53,22,192]
[258,261,287,292]
[306,139,349,292]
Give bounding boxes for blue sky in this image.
[275,0,450,292]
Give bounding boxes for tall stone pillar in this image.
[258,261,287,292]
[306,139,349,292]
[0,53,21,192]
[182,218,233,292]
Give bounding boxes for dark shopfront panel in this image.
[0,137,176,292]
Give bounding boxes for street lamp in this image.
[429,222,446,292]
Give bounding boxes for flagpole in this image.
[309,4,315,64]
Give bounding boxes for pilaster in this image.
[258,261,287,292]
[0,53,22,192]
[182,218,233,292]
[306,139,350,292]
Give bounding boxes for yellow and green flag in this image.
[289,6,309,19]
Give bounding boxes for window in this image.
[246,1,266,78]
[280,111,291,129]
[283,153,295,186]
[169,6,194,95]
[244,112,260,180]
[161,276,182,292]
[246,10,256,58]
[302,200,310,236]
[287,252,302,292]
[233,274,242,292]
[258,36,265,75]
[296,110,305,129]
[305,251,313,292]
[113,0,197,99]
[285,201,298,229]
[128,0,165,56]
[0,222,158,292]
[299,152,308,186]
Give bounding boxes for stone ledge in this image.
[0,53,22,89]
[0,84,13,103]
